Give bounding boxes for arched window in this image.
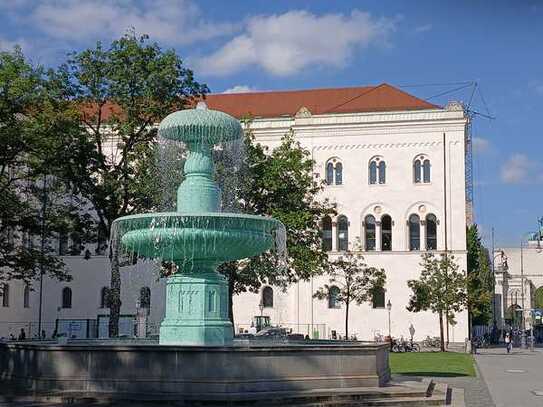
[408,214,421,251]
[369,161,377,184]
[62,287,72,308]
[535,286,543,310]
[369,157,386,185]
[325,158,343,185]
[364,215,376,251]
[335,162,343,185]
[414,155,431,184]
[423,159,431,183]
[328,286,340,309]
[2,283,9,307]
[100,287,109,308]
[325,162,334,185]
[425,214,437,250]
[337,215,349,251]
[322,216,333,252]
[140,287,151,309]
[23,285,30,308]
[378,161,386,184]
[381,215,392,251]
[262,286,273,308]
[372,287,385,308]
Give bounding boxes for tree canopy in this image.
[0,47,87,286]
[407,253,467,351]
[53,31,208,335]
[314,243,386,338]
[220,129,336,325]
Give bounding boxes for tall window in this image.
[364,215,376,251]
[426,214,437,250]
[328,286,340,309]
[408,214,421,251]
[140,287,151,309]
[335,162,343,185]
[262,286,273,308]
[326,162,334,185]
[322,216,332,252]
[369,157,386,184]
[414,155,431,183]
[23,285,30,308]
[372,287,385,308]
[2,283,9,307]
[337,215,349,251]
[100,287,109,308]
[62,287,72,308]
[381,215,392,251]
[325,158,343,185]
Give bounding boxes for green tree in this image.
[0,47,87,287]
[407,253,467,351]
[313,243,386,338]
[466,224,493,326]
[220,130,335,326]
[55,32,208,336]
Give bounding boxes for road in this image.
[475,347,543,407]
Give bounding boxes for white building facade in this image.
[0,84,470,343]
[494,237,543,342]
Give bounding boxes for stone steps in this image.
[1,380,464,406]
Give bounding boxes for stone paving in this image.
[475,347,543,407]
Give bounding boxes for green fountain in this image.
[112,104,285,346]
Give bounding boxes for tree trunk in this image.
[108,243,121,338]
[446,312,450,348]
[439,311,445,352]
[345,301,349,339]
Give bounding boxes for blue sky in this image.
[1,0,542,247]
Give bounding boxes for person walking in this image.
[505,332,512,354]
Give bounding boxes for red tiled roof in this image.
[204,83,439,119]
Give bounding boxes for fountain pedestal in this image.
[160,269,232,346]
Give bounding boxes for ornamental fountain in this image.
[113,103,285,346]
[0,106,395,405]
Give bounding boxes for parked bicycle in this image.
[422,335,441,348]
[391,337,420,352]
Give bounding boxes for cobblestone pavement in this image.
[475,347,543,407]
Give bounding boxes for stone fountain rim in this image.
[114,211,283,225]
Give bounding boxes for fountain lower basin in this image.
[117,212,282,263]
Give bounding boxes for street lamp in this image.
[386,300,392,338]
[258,301,264,317]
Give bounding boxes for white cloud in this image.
[415,24,432,33]
[7,0,237,46]
[500,153,542,184]
[222,85,258,94]
[196,10,396,76]
[472,137,490,153]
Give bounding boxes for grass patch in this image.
[390,352,476,377]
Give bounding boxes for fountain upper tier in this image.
[113,105,285,267]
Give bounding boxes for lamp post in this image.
[258,301,264,317]
[520,236,527,349]
[386,300,392,339]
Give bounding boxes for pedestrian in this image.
[505,332,512,354]
[41,330,46,339]
[18,328,26,340]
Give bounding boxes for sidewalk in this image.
[474,347,543,407]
